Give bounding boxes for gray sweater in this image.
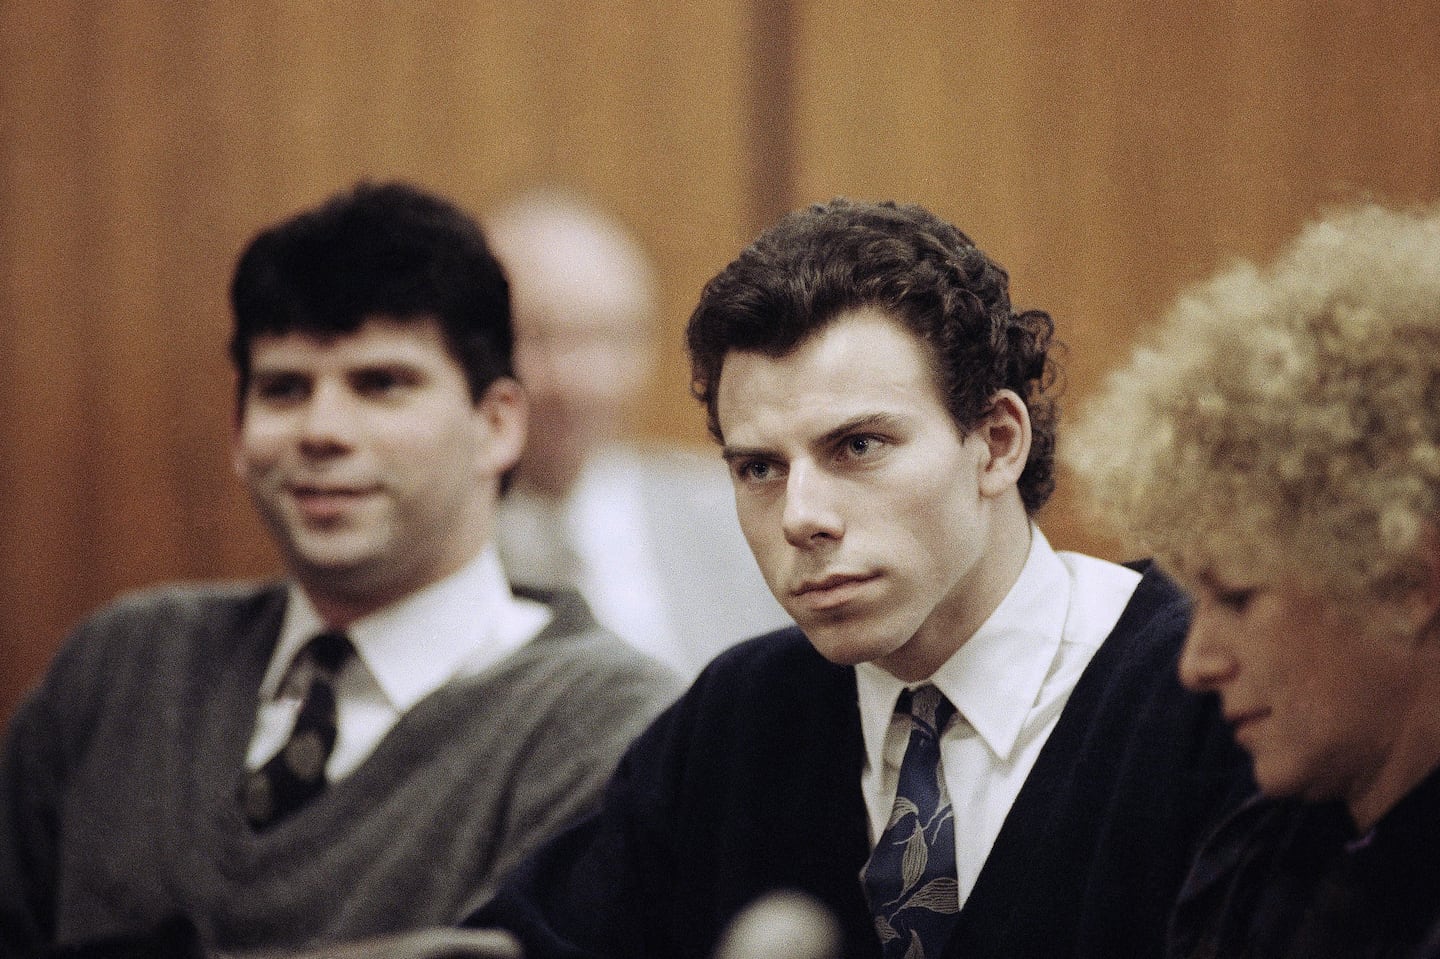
[0,581,682,955]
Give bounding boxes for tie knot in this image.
[898,683,955,736]
[304,630,353,675]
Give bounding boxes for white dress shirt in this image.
[855,526,1141,908]
[498,451,677,662]
[245,546,551,780]
[553,452,678,662]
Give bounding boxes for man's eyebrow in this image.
[816,412,904,447]
[349,359,426,374]
[721,443,770,464]
[721,412,905,462]
[249,365,307,378]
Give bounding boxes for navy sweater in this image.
[467,563,1254,959]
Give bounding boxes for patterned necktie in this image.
[860,684,961,959]
[242,630,353,829]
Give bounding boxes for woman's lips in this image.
[1226,707,1270,743]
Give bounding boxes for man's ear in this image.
[473,376,528,479]
[229,400,248,484]
[975,389,1031,499]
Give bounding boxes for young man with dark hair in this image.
[464,199,1252,959]
[0,182,680,955]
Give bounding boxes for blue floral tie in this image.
[860,684,960,959]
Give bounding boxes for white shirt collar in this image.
[262,546,551,711]
[856,525,1073,764]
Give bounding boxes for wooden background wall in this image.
[3,0,1438,719]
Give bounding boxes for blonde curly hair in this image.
[1067,204,1440,601]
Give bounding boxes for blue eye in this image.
[729,458,783,484]
[742,461,771,481]
[841,434,885,460]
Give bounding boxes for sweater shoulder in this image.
[1050,558,1229,769]
[512,585,681,682]
[11,581,284,777]
[1098,559,1193,668]
[664,626,854,741]
[80,580,282,633]
[41,580,282,691]
[479,586,685,734]
[697,625,833,691]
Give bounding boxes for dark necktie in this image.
[860,684,961,959]
[242,630,353,829]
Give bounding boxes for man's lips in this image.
[288,484,379,521]
[791,572,881,610]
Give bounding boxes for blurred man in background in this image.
[486,191,789,675]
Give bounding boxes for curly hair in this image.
[229,180,512,405]
[686,198,1060,514]
[1067,203,1440,600]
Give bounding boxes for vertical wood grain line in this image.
[747,0,797,235]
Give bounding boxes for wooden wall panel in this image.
[4,0,1439,720]
[787,0,1440,557]
[0,0,753,718]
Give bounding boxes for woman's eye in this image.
[1214,588,1254,613]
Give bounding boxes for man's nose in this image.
[297,381,359,453]
[781,463,844,548]
[1177,611,1239,692]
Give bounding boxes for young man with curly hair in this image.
[464,199,1252,959]
[1069,203,1440,959]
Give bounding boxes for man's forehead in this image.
[721,389,911,442]
[717,311,942,413]
[248,317,450,367]
[716,370,928,454]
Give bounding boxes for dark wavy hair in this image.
[686,198,1060,513]
[229,180,513,405]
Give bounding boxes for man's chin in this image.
[287,546,390,593]
[798,620,902,668]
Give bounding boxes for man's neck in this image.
[299,545,492,631]
[877,507,1034,682]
